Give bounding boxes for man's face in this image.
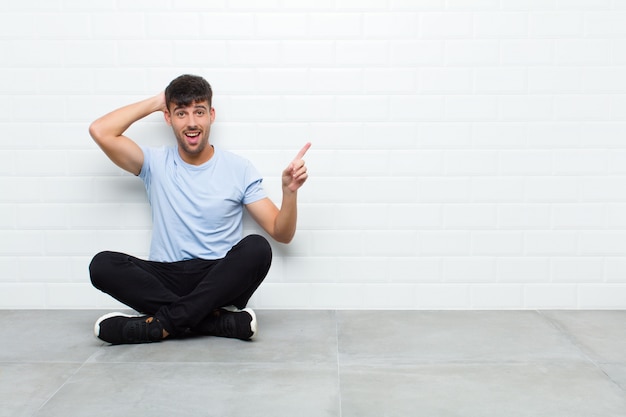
[164,100,215,159]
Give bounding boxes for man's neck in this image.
[179,144,215,166]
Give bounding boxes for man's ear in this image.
[163,109,172,126]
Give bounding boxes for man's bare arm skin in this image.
[89,93,166,176]
[246,143,311,244]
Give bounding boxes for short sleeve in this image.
[243,178,266,204]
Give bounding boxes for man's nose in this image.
[187,115,199,128]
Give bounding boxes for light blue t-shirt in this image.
[138,145,267,262]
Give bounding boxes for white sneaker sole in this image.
[242,307,257,339]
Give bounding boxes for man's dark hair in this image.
[165,74,213,110]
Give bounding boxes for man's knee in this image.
[89,251,118,290]
[243,234,272,263]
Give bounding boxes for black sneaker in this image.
[94,312,164,345]
[194,307,257,340]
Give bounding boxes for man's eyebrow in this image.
[172,104,208,112]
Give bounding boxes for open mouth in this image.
[184,131,201,144]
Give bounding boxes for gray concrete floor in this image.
[1,309,626,417]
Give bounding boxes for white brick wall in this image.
[2,1,626,309]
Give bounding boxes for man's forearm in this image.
[273,190,299,244]
[90,94,165,141]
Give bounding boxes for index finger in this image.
[294,142,311,160]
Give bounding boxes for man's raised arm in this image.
[246,142,311,244]
[89,93,166,176]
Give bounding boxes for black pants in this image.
[89,234,272,336]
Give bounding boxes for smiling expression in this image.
[165,100,215,164]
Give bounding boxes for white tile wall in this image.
[1,1,626,309]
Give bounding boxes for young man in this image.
[88,74,310,345]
